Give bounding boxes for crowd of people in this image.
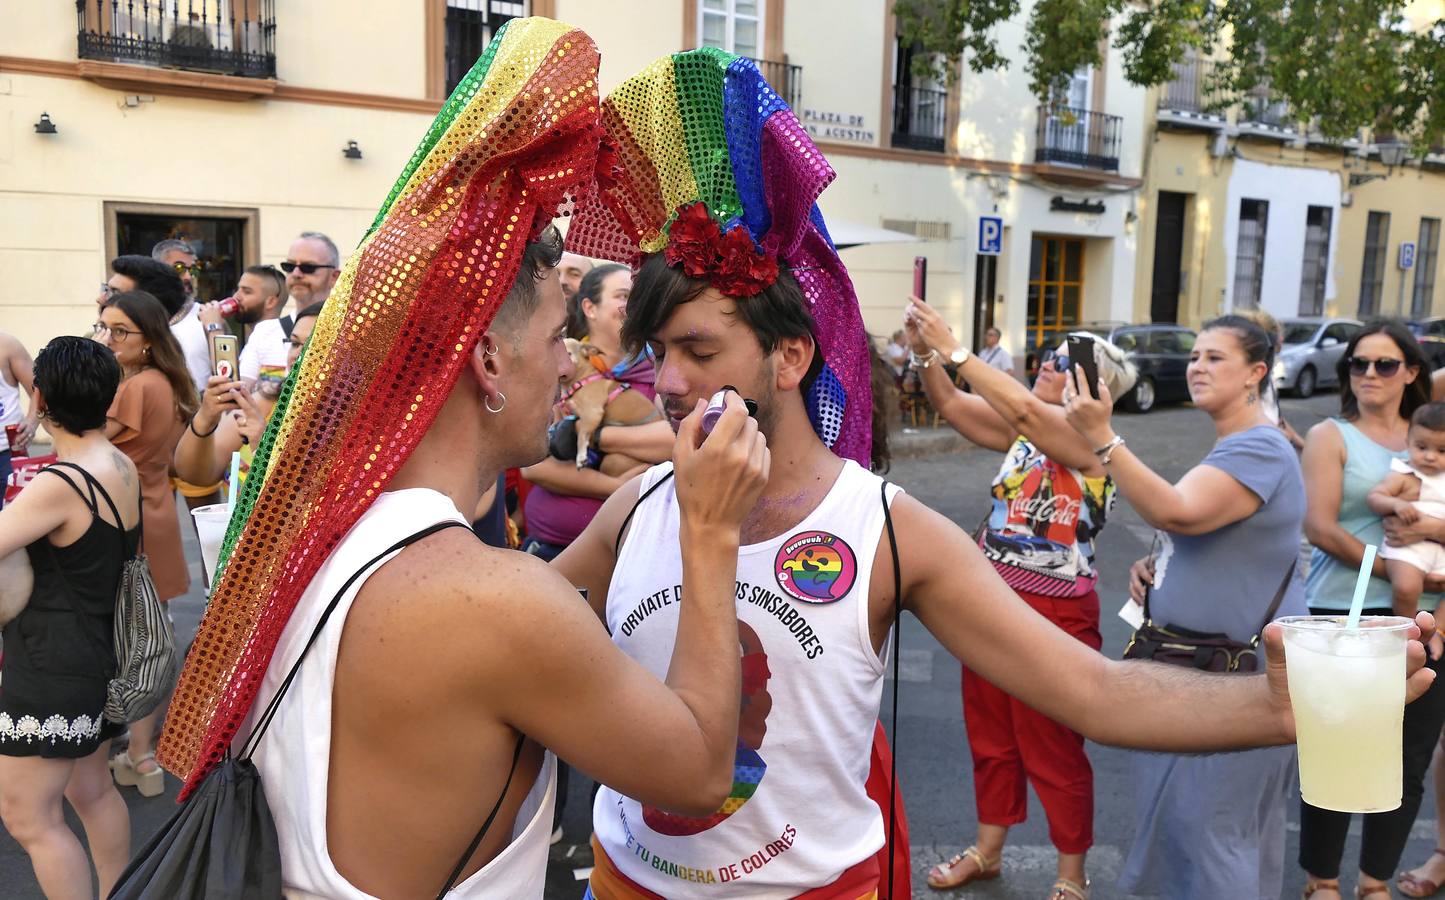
[0,20,1441,900]
[902,303,1445,899]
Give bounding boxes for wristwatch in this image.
[204,322,224,334]
[948,345,970,366]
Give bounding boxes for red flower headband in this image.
[663,202,780,297]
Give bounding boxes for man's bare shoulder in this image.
[362,526,578,618]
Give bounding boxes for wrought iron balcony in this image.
[1240,83,1296,131]
[749,58,802,110]
[76,0,276,80]
[891,85,947,152]
[1034,105,1121,171]
[1158,56,1227,120]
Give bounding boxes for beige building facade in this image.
[1134,43,1445,335]
[2,0,1154,372]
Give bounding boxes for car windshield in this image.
[1282,323,1319,345]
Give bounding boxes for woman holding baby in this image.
[1296,318,1445,899]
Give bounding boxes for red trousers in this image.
[961,586,1100,854]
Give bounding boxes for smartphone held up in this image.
[1066,333,1101,401]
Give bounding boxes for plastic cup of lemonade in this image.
[1279,615,1414,812]
[191,503,231,593]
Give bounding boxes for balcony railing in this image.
[891,85,947,152]
[1158,57,1226,118]
[1241,83,1295,130]
[750,58,802,110]
[76,0,276,79]
[1035,105,1122,171]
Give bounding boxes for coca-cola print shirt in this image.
[979,436,1114,598]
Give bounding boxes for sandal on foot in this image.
[926,845,1001,890]
[1356,886,1392,898]
[1304,880,1341,899]
[1400,850,1445,898]
[111,750,164,797]
[1050,877,1089,900]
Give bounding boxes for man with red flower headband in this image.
[558,48,1439,900]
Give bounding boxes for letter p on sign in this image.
[979,216,1003,256]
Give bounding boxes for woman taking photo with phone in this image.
[94,290,198,798]
[903,297,1135,900]
[1063,315,1307,899]
[174,302,322,489]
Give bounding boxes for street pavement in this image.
[3,390,1439,898]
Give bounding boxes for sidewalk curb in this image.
[888,426,972,460]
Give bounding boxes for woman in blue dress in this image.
[1065,315,1308,899]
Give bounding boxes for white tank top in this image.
[594,460,902,897]
[0,364,22,452]
[241,488,556,899]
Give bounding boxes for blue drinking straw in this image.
[1346,543,1378,630]
[227,451,242,515]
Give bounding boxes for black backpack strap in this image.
[436,731,528,898]
[880,479,902,900]
[42,461,141,554]
[613,469,676,556]
[238,519,473,760]
[40,462,101,516]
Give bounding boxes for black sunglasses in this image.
[1040,349,1070,373]
[1348,356,1404,377]
[279,262,335,275]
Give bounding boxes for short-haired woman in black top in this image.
[0,336,139,898]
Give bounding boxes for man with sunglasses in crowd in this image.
[281,231,342,311]
[151,238,212,396]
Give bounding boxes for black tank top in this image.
[22,463,140,678]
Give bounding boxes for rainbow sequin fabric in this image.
[158,18,601,797]
[567,48,871,466]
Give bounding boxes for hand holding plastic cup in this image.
[1280,544,1412,812]
[191,503,230,594]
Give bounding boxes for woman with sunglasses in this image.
[1064,315,1307,899]
[93,290,198,798]
[904,297,1135,900]
[1294,319,1445,899]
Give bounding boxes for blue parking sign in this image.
[1400,242,1416,270]
[978,216,1003,255]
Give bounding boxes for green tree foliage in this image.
[893,0,1444,150]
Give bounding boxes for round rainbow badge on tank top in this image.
[774,530,858,604]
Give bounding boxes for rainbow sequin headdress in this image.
[158,18,601,797]
[566,48,871,466]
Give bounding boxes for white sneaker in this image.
[550,826,564,846]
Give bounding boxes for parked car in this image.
[1275,318,1362,397]
[1078,322,1197,414]
[1407,319,1445,371]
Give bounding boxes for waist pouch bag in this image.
[1123,562,1293,673]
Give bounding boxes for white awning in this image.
[826,220,922,250]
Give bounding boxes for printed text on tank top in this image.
[597,462,899,897]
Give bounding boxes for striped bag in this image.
[106,546,176,723]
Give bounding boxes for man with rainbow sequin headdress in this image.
[556,48,1440,900]
[151,20,769,898]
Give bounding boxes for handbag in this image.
[43,462,176,723]
[110,520,526,900]
[1123,561,1295,673]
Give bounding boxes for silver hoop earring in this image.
[484,391,506,414]
[483,342,498,358]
